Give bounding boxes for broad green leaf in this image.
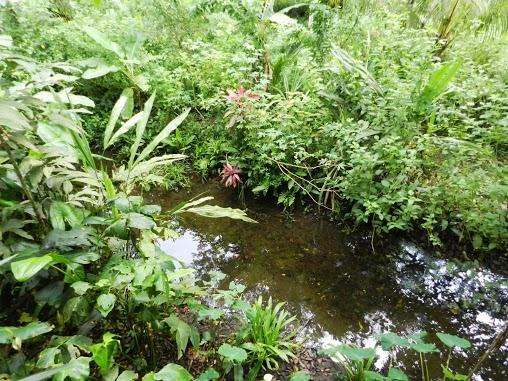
[218,343,248,363]
[43,228,93,251]
[36,347,61,369]
[196,368,219,381]
[133,74,150,92]
[127,212,156,230]
[378,332,410,350]
[388,368,408,381]
[34,89,95,107]
[11,255,53,281]
[134,108,190,166]
[140,204,162,215]
[0,103,31,132]
[0,322,53,344]
[436,333,471,349]
[83,27,124,58]
[410,342,439,353]
[82,64,119,79]
[97,293,116,317]
[18,357,91,381]
[71,281,92,296]
[155,363,193,381]
[182,205,257,223]
[164,315,192,359]
[49,201,83,230]
[91,333,119,375]
[117,370,138,381]
[332,345,376,361]
[418,60,463,106]
[198,308,224,321]
[104,88,134,149]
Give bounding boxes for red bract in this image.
[221,162,242,188]
[225,86,260,105]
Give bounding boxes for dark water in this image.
[144,181,508,381]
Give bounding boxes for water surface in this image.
[145,181,507,380]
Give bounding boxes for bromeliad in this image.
[221,162,242,188]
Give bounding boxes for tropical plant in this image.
[237,296,298,380]
[323,331,472,381]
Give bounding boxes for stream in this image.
[145,180,507,381]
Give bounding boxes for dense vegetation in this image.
[1,0,507,380]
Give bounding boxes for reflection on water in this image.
[144,181,507,381]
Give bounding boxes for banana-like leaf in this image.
[34,89,95,108]
[82,64,119,79]
[83,26,124,58]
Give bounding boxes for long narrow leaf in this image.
[104,88,133,150]
[129,93,155,168]
[134,108,190,166]
[106,111,144,148]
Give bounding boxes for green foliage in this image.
[237,296,298,378]
[324,331,471,381]
[0,35,281,381]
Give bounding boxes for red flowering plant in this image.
[221,162,242,188]
[224,85,260,128]
[225,85,260,104]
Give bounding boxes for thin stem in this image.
[419,352,425,381]
[1,136,47,232]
